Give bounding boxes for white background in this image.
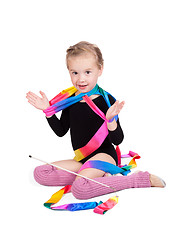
[0,0,177,239]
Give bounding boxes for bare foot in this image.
[150,174,166,188]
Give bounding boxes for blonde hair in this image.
[66,41,104,69]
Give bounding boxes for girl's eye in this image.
[86,71,91,75]
[72,72,78,75]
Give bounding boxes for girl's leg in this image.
[34,159,82,186]
[71,171,151,199]
[70,153,153,199]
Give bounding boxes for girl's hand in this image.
[106,100,125,121]
[26,91,50,110]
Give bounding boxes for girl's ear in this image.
[98,65,104,76]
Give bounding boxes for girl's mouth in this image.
[78,84,88,89]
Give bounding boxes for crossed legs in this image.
[33,153,165,199]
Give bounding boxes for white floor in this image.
[1,1,176,239]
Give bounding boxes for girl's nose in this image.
[78,75,85,82]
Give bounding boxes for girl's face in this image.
[67,53,103,93]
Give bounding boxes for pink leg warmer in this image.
[71,171,151,199]
[33,165,76,186]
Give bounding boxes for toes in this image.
[150,174,166,188]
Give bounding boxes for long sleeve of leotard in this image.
[108,118,124,145]
[46,108,70,137]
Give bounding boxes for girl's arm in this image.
[46,109,70,137]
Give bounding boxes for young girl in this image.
[26,41,165,200]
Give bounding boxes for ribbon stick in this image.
[29,155,116,191]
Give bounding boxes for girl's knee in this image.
[33,165,56,186]
[71,178,91,200]
[33,165,77,186]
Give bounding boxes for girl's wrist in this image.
[107,119,117,131]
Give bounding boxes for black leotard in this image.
[46,95,124,165]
